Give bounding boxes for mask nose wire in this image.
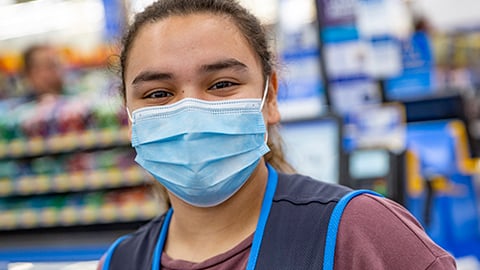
[126,77,270,126]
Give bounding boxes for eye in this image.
[145,90,173,99]
[209,81,238,90]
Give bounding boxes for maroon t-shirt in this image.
[161,195,456,270]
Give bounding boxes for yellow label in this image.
[36,175,50,193]
[100,204,117,222]
[20,209,38,228]
[81,206,98,224]
[40,207,58,227]
[0,144,7,157]
[9,140,25,157]
[82,130,97,148]
[28,137,44,155]
[107,169,122,186]
[60,206,78,226]
[17,177,34,195]
[63,133,77,150]
[0,211,17,229]
[54,174,69,192]
[0,179,13,196]
[70,172,85,191]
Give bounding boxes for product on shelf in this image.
[0,93,128,143]
[0,47,169,263]
[0,186,165,230]
[0,61,168,238]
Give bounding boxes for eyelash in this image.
[144,80,238,99]
[145,90,173,99]
[208,81,238,90]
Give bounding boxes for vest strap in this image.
[323,190,382,270]
[102,235,130,270]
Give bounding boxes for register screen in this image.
[279,117,341,184]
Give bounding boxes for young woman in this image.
[98,0,456,269]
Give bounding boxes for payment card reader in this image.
[342,148,406,204]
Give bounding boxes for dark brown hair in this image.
[120,0,294,174]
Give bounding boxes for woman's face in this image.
[124,13,279,124]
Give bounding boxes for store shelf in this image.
[0,197,166,231]
[0,127,130,159]
[0,166,150,197]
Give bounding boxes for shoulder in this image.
[275,172,352,204]
[334,194,456,270]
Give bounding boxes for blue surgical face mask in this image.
[128,79,270,207]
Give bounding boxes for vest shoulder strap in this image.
[323,189,382,270]
[256,173,351,270]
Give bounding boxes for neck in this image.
[164,161,269,262]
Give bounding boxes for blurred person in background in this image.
[22,44,65,102]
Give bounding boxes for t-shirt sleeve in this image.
[334,194,457,270]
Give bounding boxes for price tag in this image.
[107,169,122,186]
[81,130,98,148]
[100,204,117,222]
[17,176,34,195]
[62,132,78,151]
[49,135,67,153]
[70,172,85,191]
[9,139,25,157]
[0,142,7,157]
[54,174,69,192]
[85,170,103,189]
[125,166,144,184]
[81,205,98,224]
[120,202,137,221]
[0,179,13,196]
[19,209,38,229]
[40,207,58,227]
[0,211,16,229]
[36,175,51,194]
[60,206,78,226]
[28,137,45,155]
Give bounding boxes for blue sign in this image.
[385,31,435,101]
[278,49,324,101]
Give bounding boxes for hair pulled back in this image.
[120,0,294,174]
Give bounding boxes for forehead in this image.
[125,13,261,76]
[31,48,58,64]
[33,47,55,57]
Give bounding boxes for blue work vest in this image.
[103,165,376,270]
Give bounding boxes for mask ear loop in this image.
[126,107,134,123]
[259,76,270,110]
[260,76,270,144]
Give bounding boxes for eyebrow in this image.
[131,58,248,86]
[131,71,173,86]
[200,58,248,73]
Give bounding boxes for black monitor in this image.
[278,115,344,184]
[348,149,391,180]
[402,93,478,157]
[402,93,467,123]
